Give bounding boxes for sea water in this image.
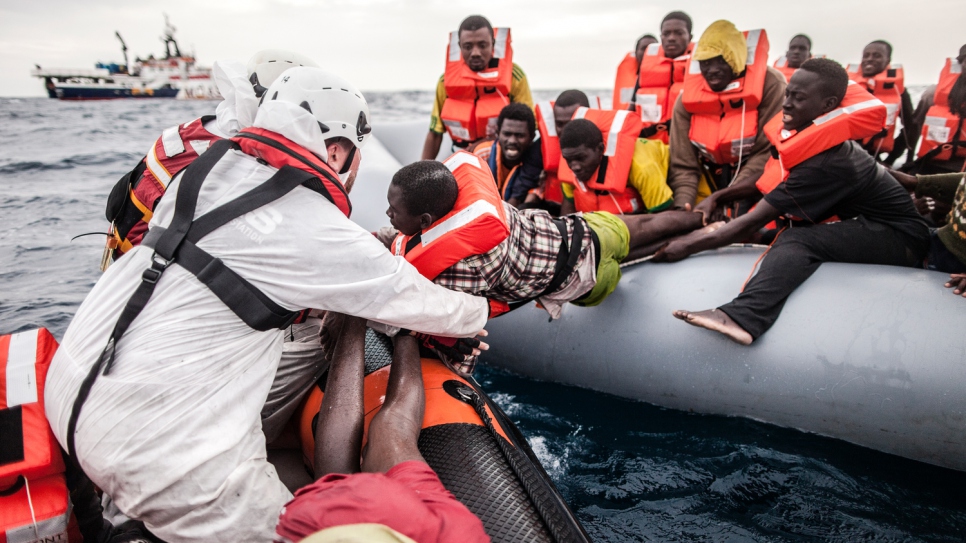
[1,94,964,542]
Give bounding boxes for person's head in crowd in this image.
[660,11,693,59]
[496,103,536,166]
[949,44,966,118]
[693,20,747,92]
[559,119,604,183]
[636,34,659,66]
[861,40,892,77]
[386,161,458,236]
[785,34,812,69]
[782,58,849,132]
[458,15,495,72]
[553,89,591,134]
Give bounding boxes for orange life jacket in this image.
[917,57,966,162]
[1,328,73,543]
[109,116,220,256]
[847,63,904,154]
[613,53,639,111]
[772,56,798,82]
[635,42,693,143]
[533,101,562,204]
[757,81,887,198]
[392,152,510,280]
[559,108,645,214]
[682,29,770,167]
[440,28,513,143]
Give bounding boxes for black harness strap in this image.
[507,218,586,312]
[67,140,315,458]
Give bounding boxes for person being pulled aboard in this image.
[668,20,786,211]
[274,316,489,543]
[559,119,674,216]
[422,15,533,160]
[656,59,930,345]
[472,103,543,208]
[385,155,707,371]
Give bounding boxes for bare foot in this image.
[672,308,753,345]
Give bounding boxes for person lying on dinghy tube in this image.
[275,315,490,543]
[382,152,710,371]
[654,58,930,345]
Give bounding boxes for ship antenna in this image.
[115,31,129,74]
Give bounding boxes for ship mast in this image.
[115,31,129,73]
[161,14,182,59]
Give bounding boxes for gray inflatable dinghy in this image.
[354,121,966,473]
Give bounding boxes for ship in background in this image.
[31,16,220,100]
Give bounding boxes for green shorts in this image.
[572,211,630,307]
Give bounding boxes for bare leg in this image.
[620,211,705,250]
[361,334,426,473]
[314,315,367,476]
[672,308,753,345]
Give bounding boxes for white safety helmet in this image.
[246,49,319,98]
[261,66,372,150]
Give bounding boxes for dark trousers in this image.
[719,217,924,339]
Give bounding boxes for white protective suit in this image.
[45,103,489,542]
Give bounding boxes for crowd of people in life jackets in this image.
[5,9,966,543]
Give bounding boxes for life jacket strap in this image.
[507,217,586,312]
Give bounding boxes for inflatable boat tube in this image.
[298,329,591,543]
[352,122,966,473]
[482,247,966,472]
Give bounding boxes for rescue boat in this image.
[297,329,591,543]
[351,121,966,474]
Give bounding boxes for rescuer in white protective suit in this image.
[46,67,490,543]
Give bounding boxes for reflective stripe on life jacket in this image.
[683,29,770,166]
[440,28,513,143]
[535,101,561,173]
[392,152,510,280]
[0,328,71,543]
[0,328,63,486]
[917,58,966,162]
[635,42,693,142]
[772,56,797,82]
[757,81,887,195]
[847,63,904,154]
[613,53,639,111]
[560,108,645,214]
[107,115,220,256]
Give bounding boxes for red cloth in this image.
[275,461,490,543]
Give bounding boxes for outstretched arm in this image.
[694,182,763,223]
[421,131,444,161]
[653,199,783,262]
[314,314,367,476]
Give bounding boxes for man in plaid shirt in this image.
[383,158,708,372]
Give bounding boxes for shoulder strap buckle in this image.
[142,252,173,284]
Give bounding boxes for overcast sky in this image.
[2,0,964,98]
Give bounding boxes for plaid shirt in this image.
[434,202,593,302]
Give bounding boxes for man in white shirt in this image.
[45,67,489,543]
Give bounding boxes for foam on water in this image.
[1,93,963,542]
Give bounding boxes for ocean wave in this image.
[0,151,137,174]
